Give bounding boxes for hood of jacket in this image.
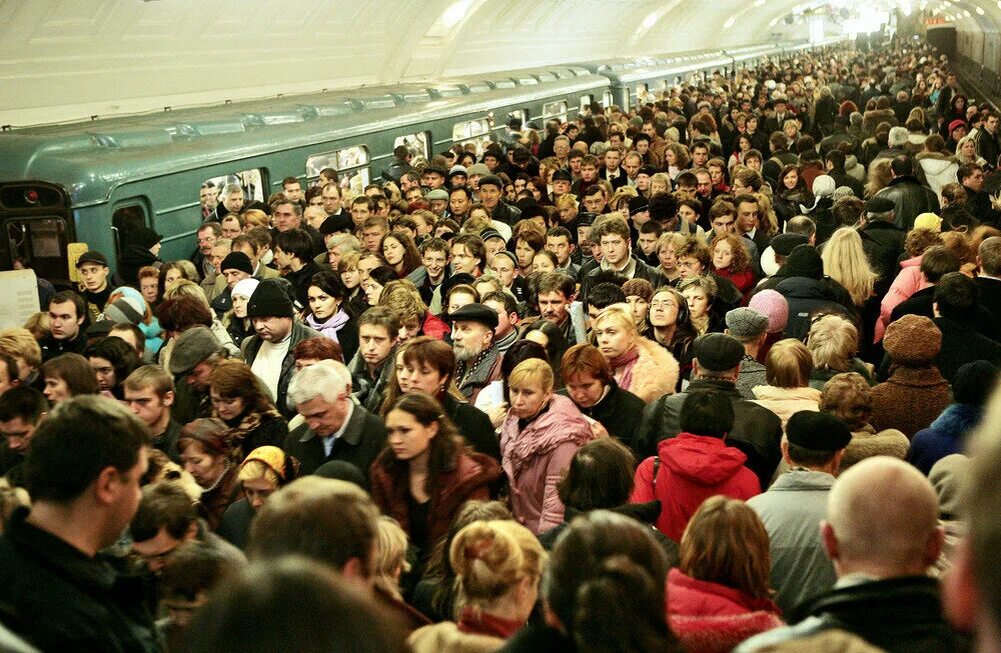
[668,568,779,616]
[626,337,680,403]
[844,154,861,172]
[658,433,748,485]
[752,384,822,403]
[408,623,502,653]
[503,395,592,474]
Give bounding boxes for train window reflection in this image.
[202,169,266,204]
[307,146,371,196]
[393,132,430,167]
[543,101,568,122]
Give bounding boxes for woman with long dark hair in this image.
[207,360,288,461]
[369,393,500,556]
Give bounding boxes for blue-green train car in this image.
[0,41,824,285]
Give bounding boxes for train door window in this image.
[579,95,593,115]
[602,90,614,109]
[507,109,528,127]
[452,116,493,157]
[111,204,147,254]
[542,100,569,122]
[202,168,267,207]
[306,146,371,197]
[393,132,430,168]
[635,83,648,103]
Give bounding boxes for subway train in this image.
[0,39,835,286]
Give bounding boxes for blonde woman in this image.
[752,339,821,429]
[955,135,987,166]
[806,314,873,389]
[821,227,878,307]
[591,305,679,403]
[409,520,545,650]
[864,158,893,199]
[373,516,411,602]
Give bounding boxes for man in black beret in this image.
[636,333,783,489]
[241,279,321,419]
[550,168,573,203]
[449,303,502,404]
[858,195,907,292]
[746,410,852,614]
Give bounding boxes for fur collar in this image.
[624,336,680,403]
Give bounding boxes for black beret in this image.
[786,411,852,452]
[220,251,254,275]
[552,169,573,182]
[422,166,446,178]
[628,196,650,213]
[638,165,658,176]
[692,333,745,372]
[771,233,809,257]
[577,211,599,227]
[448,302,498,329]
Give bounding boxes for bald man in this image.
[737,457,964,652]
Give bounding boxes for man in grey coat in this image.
[725,307,769,400]
[746,411,851,615]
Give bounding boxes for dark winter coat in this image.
[242,321,323,419]
[559,379,646,454]
[636,378,782,490]
[282,403,387,482]
[370,451,500,551]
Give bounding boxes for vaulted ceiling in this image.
[0,0,995,127]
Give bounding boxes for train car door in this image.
[0,181,74,285]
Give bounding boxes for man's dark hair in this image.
[639,220,664,236]
[935,271,979,318]
[920,246,961,284]
[481,291,517,316]
[679,391,735,438]
[649,192,679,222]
[546,226,573,242]
[49,290,86,321]
[832,197,864,226]
[675,171,698,188]
[958,162,984,184]
[26,395,151,503]
[449,186,472,200]
[587,283,627,311]
[825,149,847,170]
[273,229,314,263]
[535,271,576,298]
[0,386,47,424]
[131,481,197,542]
[451,234,486,270]
[890,155,913,178]
[357,306,400,341]
[557,438,636,512]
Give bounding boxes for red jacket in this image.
[421,312,450,340]
[630,433,760,541]
[667,568,782,653]
[370,451,500,548]
[714,265,755,296]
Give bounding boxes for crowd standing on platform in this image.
[4,38,1001,653]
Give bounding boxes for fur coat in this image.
[612,336,680,403]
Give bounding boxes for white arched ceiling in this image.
[2,0,997,128]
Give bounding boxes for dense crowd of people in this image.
[2,37,1001,653]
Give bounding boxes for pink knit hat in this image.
[748,290,789,334]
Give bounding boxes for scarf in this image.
[306,310,350,341]
[224,407,283,462]
[608,345,640,392]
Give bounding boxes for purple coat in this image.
[500,395,593,534]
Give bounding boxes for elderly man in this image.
[450,303,503,403]
[747,411,852,615]
[241,280,321,419]
[738,457,963,652]
[282,363,386,478]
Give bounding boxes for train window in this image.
[306,146,371,196]
[579,95,593,115]
[636,83,648,102]
[602,90,614,109]
[452,117,493,156]
[393,133,430,167]
[508,109,527,127]
[202,169,267,204]
[542,101,568,122]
